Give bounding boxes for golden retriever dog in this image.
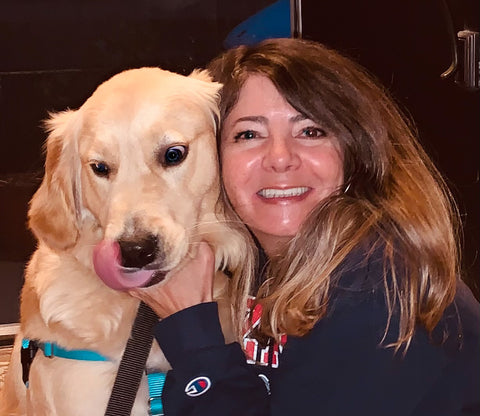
[0,67,252,415]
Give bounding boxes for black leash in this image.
[104,301,159,416]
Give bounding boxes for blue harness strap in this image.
[21,338,166,414]
[22,338,109,362]
[147,372,167,415]
[39,341,110,361]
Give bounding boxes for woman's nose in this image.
[262,135,300,172]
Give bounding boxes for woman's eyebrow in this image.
[234,115,308,124]
[234,115,268,124]
[290,114,308,123]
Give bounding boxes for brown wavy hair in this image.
[208,38,460,351]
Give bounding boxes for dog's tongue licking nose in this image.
[93,240,154,290]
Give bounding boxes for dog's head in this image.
[29,68,239,286]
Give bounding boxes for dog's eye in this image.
[163,145,188,166]
[90,162,110,178]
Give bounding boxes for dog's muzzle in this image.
[93,239,166,291]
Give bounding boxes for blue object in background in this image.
[224,0,291,48]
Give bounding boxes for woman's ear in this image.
[28,110,83,251]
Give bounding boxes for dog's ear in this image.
[28,110,83,250]
[188,69,222,134]
[188,69,215,83]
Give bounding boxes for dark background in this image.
[300,0,479,298]
[1,0,478,324]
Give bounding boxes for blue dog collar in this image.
[21,339,165,415]
[22,338,110,362]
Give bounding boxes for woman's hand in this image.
[128,241,215,318]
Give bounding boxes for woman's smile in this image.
[256,186,312,201]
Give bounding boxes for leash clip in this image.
[21,339,39,385]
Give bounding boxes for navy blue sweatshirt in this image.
[153,248,480,415]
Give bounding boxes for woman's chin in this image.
[249,227,299,255]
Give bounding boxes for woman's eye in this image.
[234,130,257,140]
[301,127,327,138]
[90,161,110,178]
[163,145,188,166]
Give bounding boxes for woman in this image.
[131,38,480,415]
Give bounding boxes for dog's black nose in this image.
[118,234,158,269]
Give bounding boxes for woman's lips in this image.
[256,186,311,202]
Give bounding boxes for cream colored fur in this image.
[0,67,248,415]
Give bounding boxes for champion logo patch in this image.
[185,376,212,397]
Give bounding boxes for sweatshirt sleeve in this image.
[153,302,270,416]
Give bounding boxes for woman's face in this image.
[221,75,344,255]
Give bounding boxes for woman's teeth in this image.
[258,187,309,198]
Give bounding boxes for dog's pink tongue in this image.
[93,240,154,291]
